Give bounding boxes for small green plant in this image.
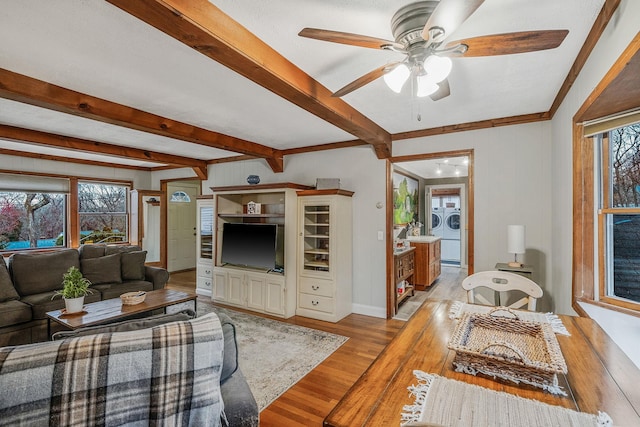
[52,266,93,299]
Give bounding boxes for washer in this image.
[431,207,444,237]
[444,208,461,239]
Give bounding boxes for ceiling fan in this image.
[298,0,569,101]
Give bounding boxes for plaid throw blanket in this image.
[0,313,225,427]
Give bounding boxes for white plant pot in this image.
[64,296,85,313]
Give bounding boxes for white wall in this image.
[203,148,389,317]
[395,122,555,312]
[550,0,640,315]
[203,127,557,315]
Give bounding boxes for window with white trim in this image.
[596,120,640,310]
[78,181,129,245]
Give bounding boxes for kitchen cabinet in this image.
[409,238,441,289]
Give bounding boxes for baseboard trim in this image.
[352,303,386,319]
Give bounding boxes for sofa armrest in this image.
[144,266,169,290]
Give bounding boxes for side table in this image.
[494,262,533,277]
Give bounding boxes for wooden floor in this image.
[166,266,468,426]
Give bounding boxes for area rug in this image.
[401,371,613,427]
[393,291,428,321]
[196,301,348,410]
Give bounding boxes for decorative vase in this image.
[64,296,85,313]
[247,175,260,185]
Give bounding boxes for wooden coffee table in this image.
[46,289,197,335]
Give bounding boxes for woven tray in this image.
[448,309,568,395]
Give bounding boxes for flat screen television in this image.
[221,222,282,271]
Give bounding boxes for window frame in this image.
[573,34,640,318]
[0,172,133,254]
[77,180,131,245]
[596,132,640,312]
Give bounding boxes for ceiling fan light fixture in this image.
[383,63,410,93]
[423,55,452,83]
[416,74,438,97]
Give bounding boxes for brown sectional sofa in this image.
[0,244,169,346]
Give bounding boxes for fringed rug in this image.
[402,371,612,427]
[197,301,348,410]
[448,301,570,336]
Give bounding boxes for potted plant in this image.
[52,266,93,313]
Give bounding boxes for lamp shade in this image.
[383,63,410,93]
[507,225,526,254]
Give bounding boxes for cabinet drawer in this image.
[197,263,213,278]
[299,293,334,313]
[197,276,213,290]
[299,277,334,297]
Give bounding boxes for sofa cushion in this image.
[21,291,102,320]
[0,313,225,426]
[105,244,141,255]
[121,250,147,281]
[9,249,80,296]
[0,300,32,328]
[80,252,122,285]
[78,244,106,260]
[0,258,19,303]
[51,309,196,340]
[92,280,154,300]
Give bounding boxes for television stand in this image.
[211,183,307,318]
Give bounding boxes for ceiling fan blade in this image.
[444,30,569,57]
[299,28,404,51]
[332,63,400,97]
[430,79,451,101]
[421,0,485,42]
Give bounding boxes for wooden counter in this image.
[409,238,441,289]
[324,299,640,426]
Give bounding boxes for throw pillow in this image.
[80,253,122,285]
[9,249,80,295]
[78,244,106,260]
[121,250,147,281]
[0,259,19,302]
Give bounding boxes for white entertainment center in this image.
[201,183,353,322]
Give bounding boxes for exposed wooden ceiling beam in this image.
[0,146,151,171]
[0,124,206,169]
[548,0,621,118]
[105,0,392,159]
[0,68,281,172]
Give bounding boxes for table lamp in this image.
[507,225,526,267]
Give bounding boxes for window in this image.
[0,192,66,250]
[170,190,191,202]
[598,123,640,309]
[78,181,129,245]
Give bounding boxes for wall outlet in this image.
[377,230,384,241]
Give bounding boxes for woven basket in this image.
[448,310,567,394]
[120,291,146,305]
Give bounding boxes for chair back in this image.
[461,271,543,311]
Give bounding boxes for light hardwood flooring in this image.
[166,265,468,426]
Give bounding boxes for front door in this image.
[167,182,198,272]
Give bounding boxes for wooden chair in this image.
[461,271,543,311]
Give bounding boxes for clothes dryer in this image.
[444,208,461,239]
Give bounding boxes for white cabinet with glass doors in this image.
[297,190,353,322]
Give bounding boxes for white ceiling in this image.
[0,0,605,176]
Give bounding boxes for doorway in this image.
[166,180,200,272]
[386,149,474,318]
